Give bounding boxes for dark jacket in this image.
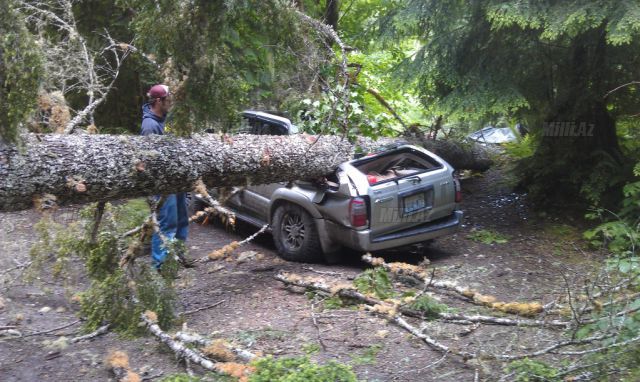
[140,103,166,135]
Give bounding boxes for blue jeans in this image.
[152,193,189,268]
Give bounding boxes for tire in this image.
[272,203,323,263]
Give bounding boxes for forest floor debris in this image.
[0,166,605,381]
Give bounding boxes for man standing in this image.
[141,84,193,269]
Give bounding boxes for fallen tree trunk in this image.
[0,133,351,211]
[357,136,493,172]
[0,133,490,211]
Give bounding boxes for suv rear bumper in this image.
[325,210,463,252]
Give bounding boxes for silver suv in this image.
[195,111,463,262]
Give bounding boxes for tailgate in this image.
[349,146,456,237]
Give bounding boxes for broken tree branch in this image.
[141,311,218,371]
[384,310,475,359]
[173,331,257,363]
[274,272,568,328]
[70,324,110,343]
[181,300,226,316]
[361,254,545,317]
[141,311,255,379]
[204,224,269,262]
[20,319,82,338]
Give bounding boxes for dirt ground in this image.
[0,166,603,381]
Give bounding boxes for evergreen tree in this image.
[382,0,640,205]
[0,1,42,142]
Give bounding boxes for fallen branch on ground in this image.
[181,300,226,316]
[276,271,623,363]
[0,329,22,337]
[70,324,110,343]
[141,311,255,380]
[274,272,568,328]
[20,319,82,338]
[362,254,545,317]
[204,224,269,261]
[373,307,475,360]
[174,331,257,363]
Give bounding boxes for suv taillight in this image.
[454,178,462,203]
[349,197,368,227]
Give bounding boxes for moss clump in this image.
[322,295,344,309]
[467,229,510,244]
[249,356,358,382]
[350,344,383,365]
[353,267,395,300]
[506,358,561,382]
[408,295,448,320]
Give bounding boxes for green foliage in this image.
[0,1,43,143]
[322,295,344,310]
[350,344,383,366]
[28,216,86,282]
[585,162,640,256]
[293,88,363,138]
[353,267,395,299]
[79,266,176,335]
[408,295,448,319]
[503,134,536,160]
[162,355,359,382]
[584,219,639,257]
[302,343,321,355]
[485,1,640,45]
[119,0,333,134]
[506,358,561,382]
[380,0,640,206]
[29,201,179,335]
[113,199,151,230]
[467,229,510,244]
[249,356,358,382]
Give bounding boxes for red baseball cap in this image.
[147,84,170,99]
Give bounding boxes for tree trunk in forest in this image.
[521,26,627,205]
[0,133,491,212]
[324,0,339,32]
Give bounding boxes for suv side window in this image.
[241,112,290,136]
[261,123,287,135]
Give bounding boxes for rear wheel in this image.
[272,203,323,263]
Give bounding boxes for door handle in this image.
[375,196,394,204]
[403,176,422,184]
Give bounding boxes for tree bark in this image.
[0,133,491,212]
[358,136,493,172]
[0,133,351,211]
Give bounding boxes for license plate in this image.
[403,192,427,215]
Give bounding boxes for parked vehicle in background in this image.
[192,111,463,263]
